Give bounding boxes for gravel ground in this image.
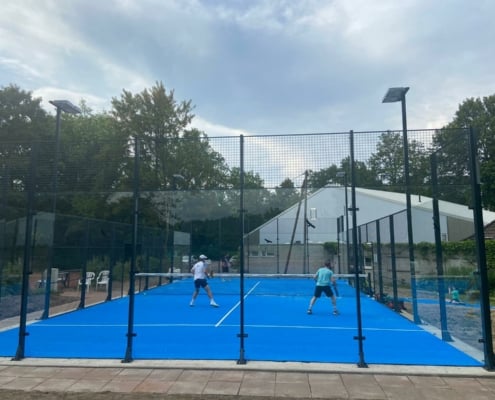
[417,302,484,349]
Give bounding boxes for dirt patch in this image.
[0,293,79,320]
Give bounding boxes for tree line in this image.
[1,82,494,257]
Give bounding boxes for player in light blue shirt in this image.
[307,261,339,315]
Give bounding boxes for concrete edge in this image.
[0,357,493,378]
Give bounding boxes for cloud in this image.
[1,0,494,135]
[0,57,44,81]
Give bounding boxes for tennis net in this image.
[134,272,366,297]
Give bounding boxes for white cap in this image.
[199,254,208,260]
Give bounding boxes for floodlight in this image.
[382,87,409,103]
[49,100,81,114]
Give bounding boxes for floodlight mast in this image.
[382,87,420,324]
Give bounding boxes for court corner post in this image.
[468,126,495,370]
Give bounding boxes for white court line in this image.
[211,324,425,332]
[31,281,264,330]
[214,281,261,328]
[29,323,424,333]
[30,323,214,328]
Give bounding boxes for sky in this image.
[1,0,494,137]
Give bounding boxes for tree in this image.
[271,178,300,212]
[110,81,195,191]
[225,167,270,217]
[0,84,51,142]
[0,84,51,215]
[308,165,339,189]
[368,131,429,193]
[109,82,230,226]
[54,105,127,219]
[433,95,495,209]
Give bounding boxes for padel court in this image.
[0,275,483,367]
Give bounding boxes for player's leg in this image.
[190,280,201,306]
[190,288,199,306]
[204,284,219,307]
[308,286,322,314]
[328,288,339,315]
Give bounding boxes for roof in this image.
[247,186,495,236]
[355,187,495,225]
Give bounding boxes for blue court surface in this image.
[0,276,482,366]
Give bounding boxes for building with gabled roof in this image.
[243,186,495,274]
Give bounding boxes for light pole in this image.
[41,100,80,320]
[336,171,350,273]
[382,87,420,324]
[49,100,82,216]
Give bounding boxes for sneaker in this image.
[210,301,219,307]
[307,309,312,315]
[333,310,340,315]
[189,301,194,307]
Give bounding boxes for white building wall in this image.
[256,187,457,246]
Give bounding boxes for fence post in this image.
[430,153,452,341]
[123,137,140,363]
[350,130,368,368]
[376,220,384,301]
[467,126,494,370]
[389,215,400,313]
[237,134,247,364]
[13,142,37,361]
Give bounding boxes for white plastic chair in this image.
[95,270,110,291]
[78,271,95,292]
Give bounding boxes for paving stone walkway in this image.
[1,358,495,399]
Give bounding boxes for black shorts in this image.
[314,285,334,298]
[194,278,208,289]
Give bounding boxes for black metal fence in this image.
[0,128,492,367]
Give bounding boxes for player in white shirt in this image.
[190,255,219,307]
